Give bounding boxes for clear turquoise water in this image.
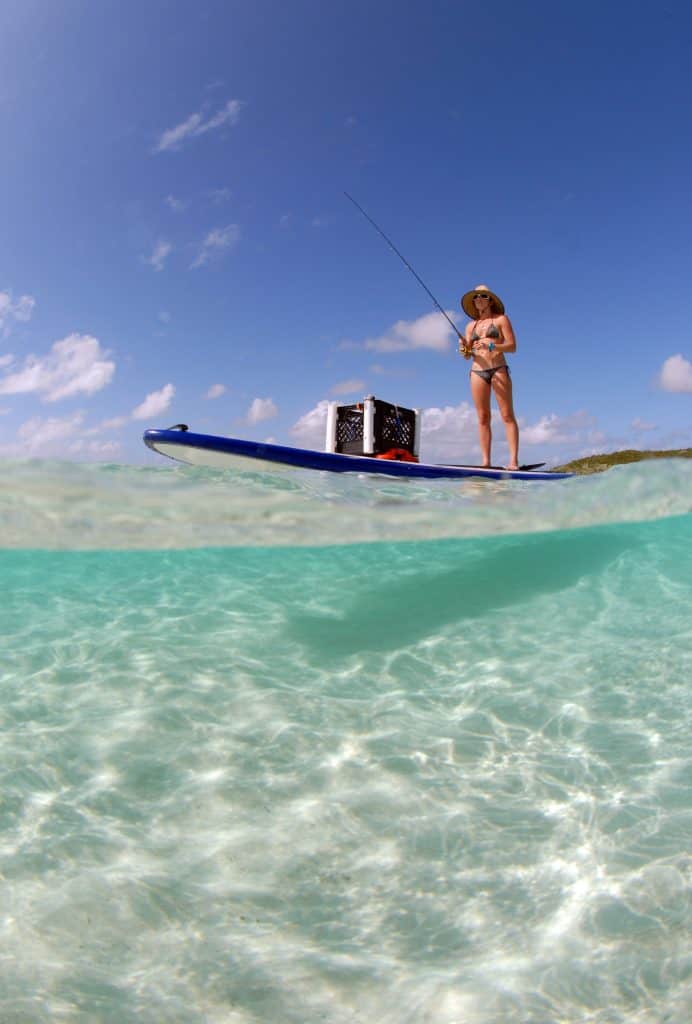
[2,459,691,1023]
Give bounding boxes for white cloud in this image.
[330,378,365,396]
[191,224,240,268]
[658,354,692,393]
[85,416,129,435]
[91,440,122,456]
[0,334,115,402]
[131,383,175,421]
[146,240,172,272]
[0,354,13,368]
[165,195,186,213]
[521,410,597,446]
[68,438,122,457]
[362,311,457,353]
[631,417,656,431]
[420,402,478,461]
[290,400,330,449]
[0,412,125,460]
[206,383,226,399]
[10,296,34,321]
[0,291,36,334]
[16,412,85,453]
[204,99,242,132]
[208,187,231,204]
[247,397,278,424]
[155,99,243,153]
[521,414,563,446]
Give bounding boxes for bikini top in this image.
[470,321,500,342]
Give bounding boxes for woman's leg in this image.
[492,369,519,469]
[470,372,492,466]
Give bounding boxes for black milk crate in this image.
[374,400,417,454]
[334,403,366,454]
[334,398,417,456]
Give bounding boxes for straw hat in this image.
[461,284,505,319]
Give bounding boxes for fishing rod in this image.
[344,191,465,343]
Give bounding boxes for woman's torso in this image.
[468,317,507,370]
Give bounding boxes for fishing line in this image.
[344,191,464,341]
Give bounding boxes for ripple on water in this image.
[0,455,691,548]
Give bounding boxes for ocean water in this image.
[1,457,691,1024]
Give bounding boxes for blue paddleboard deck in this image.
[144,428,573,481]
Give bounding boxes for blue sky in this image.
[1,0,690,465]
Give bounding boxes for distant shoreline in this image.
[553,448,692,475]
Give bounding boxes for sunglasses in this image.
[474,292,490,300]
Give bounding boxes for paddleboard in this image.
[144,427,573,481]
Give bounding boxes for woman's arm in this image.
[458,324,475,359]
[496,315,516,353]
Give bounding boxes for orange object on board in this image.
[375,448,419,462]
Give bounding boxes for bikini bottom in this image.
[470,365,510,384]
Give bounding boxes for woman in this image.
[459,284,519,470]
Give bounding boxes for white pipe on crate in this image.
[325,401,338,452]
[363,395,375,455]
[413,409,421,458]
